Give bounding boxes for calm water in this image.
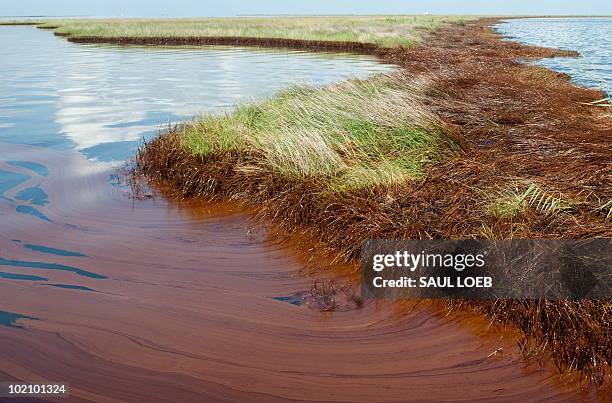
[0,24,587,401]
[0,26,395,161]
[496,18,612,94]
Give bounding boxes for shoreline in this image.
[15,17,611,386]
[136,17,610,385]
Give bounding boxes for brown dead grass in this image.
[134,18,611,385]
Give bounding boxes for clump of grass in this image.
[518,66,563,84]
[32,16,472,47]
[599,200,612,219]
[489,183,574,218]
[179,73,456,191]
[306,279,362,311]
[581,97,612,108]
[332,159,418,191]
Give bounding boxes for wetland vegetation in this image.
[10,16,609,386]
[6,16,471,47]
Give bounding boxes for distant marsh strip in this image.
[28,16,471,47]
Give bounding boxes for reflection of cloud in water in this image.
[55,100,150,150]
[0,27,395,160]
[51,49,244,151]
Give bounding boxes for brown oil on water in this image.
[0,142,599,402]
[0,24,607,402]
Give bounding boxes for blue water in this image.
[496,18,612,95]
[15,205,52,222]
[21,243,87,257]
[0,256,106,279]
[45,283,96,292]
[7,160,48,176]
[272,295,304,306]
[0,310,38,328]
[0,26,396,162]
[15,186,49,206]
[0,169,29,201]
[0,272,48,281]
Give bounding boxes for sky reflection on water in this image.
[496,18,611,94]
[0,26,396,162]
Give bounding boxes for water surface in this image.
[496,18,612,94]
[0,26,395,162]
[0,25,588,401]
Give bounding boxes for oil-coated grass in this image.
[126,17,611,386]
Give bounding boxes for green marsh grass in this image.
[32,16,471,47]
[180,73,456,191]
[489,183,575,218]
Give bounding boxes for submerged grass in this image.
[180,73,456,191]
[25,16,471,47]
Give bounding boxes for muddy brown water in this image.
[1,144,591,402]
[0,26,602,402]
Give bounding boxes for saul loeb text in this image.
[371,249,492,291]
[361,239,611,299]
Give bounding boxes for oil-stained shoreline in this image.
[1,16,605,396]
[131,17,611,385]
[1,142,598,401]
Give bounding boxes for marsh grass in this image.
[180,73,456,191]
[451,299,612,386]
[32,16,471,47]
[489,183,575,218]
[600,200,612,219]
[123,16,611,385]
